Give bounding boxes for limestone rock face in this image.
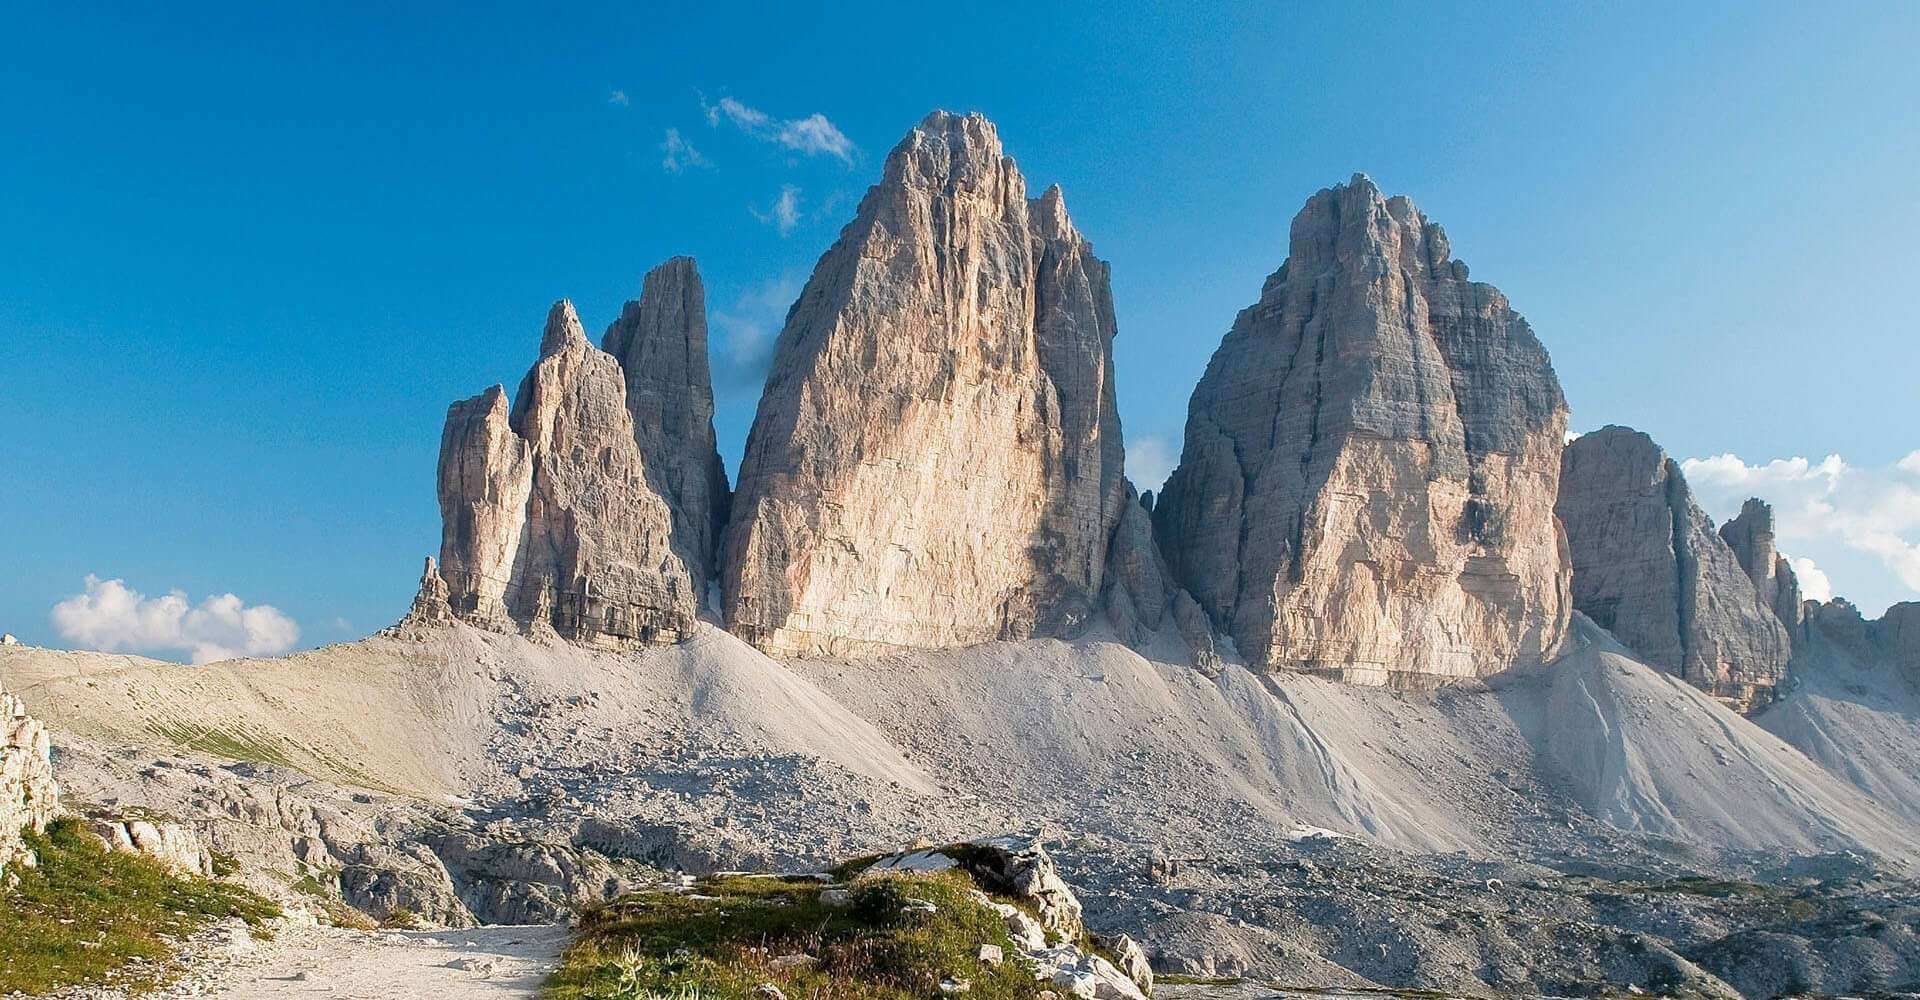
[435,300,701,647]
[1719,498,1804,635]
[602,257,731,585]
[1152,175,1571,684]
[1806,598,1920,683]
[1555,426,1792,709]
[721,111,1130,658]
[2,686,60,873]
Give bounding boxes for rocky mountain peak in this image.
[601,256,730,586]
[1555,425,1792,710]
[721,110,1142,659]
[432,270,727,649]
[1152,175,1571,684]
[1719,497,1804,635]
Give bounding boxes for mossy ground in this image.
[0,817,281,995]
[547,870,1054,1000]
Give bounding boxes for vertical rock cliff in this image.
[721,111,1132,658]
[1555,426,1792,709]
[1151,175,1571,684]
[434,294,719,648]
[602,257,731,586]
[1719,498,1805,636]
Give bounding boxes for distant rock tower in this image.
[1152,175,1572,685]
[428,262,728,649]
[1555,426,1792,710]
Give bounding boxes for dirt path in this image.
[154,923,569,999]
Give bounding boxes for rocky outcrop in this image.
[1556,426,1792,710]
[1805,598,1920,683]
[434,298,713,648]
[1152,175,1571,685]
[89,814,214,876]
[721,111,1132,658]
[602,257,731,586]
[1718,498,1804,636]
[2,686,60,873]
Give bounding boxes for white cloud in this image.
[710,273,804,390]
[608,89,629,107]
[704,96,856,163]
[775,113,855,161]
[660,128,710,173]
[50,575,300,664]
[1127,435,1178,494]
[1790,556,1835,603]
[752,184,802,235]
[1681,450,1920,614]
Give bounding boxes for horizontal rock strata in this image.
[1152,175,1571,685]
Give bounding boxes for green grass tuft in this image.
[547,870,1054,1000]
[0,817,281,995]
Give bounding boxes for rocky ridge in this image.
[1555,426,1792,710]
[1152,174,1571,685]
[721,110,1142,659]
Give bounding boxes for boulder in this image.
[1153,175,1571,685]
[89,814,215,877]
[1556,426,1792,710]
[722,111,1133,659]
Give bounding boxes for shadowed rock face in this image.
[602,257,731,586]
[1805,597,1920,683]
[720,110,1133,659]
[434,299,708,648]
[1152,175,1571,685]
[1556,426,1791,710]
[1719,498,1804,636]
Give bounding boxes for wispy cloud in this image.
[608,89,630,107]
[660,128,710,173]
[1126,435,1178,494]
[704,95,856,164]
[1682,450,1920,614]
[50,575,300,664]
[711,273,804,391]
[752,184,802,235]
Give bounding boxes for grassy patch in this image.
[0,817,281,995]
[547,871,1052,1000]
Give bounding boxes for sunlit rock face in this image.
[1153,175,1572,686]
[1556,425,1792,710]
[434,298,711,648]
[721,111,1134,659]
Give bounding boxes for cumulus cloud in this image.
[704,96,856,163]
[710,273,804,391]
[660,128,710,173]
[1790,556,1835,603]
[1681,450,1920,614]
[50,575,300,664]
[752,184,802,235]
[1126,435,1178,494]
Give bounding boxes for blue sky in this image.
[4,2,1917,658]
